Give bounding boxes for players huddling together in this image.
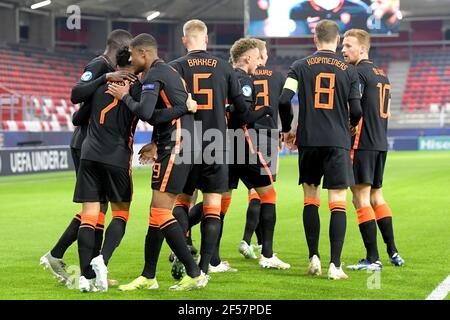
[40,18,404,293]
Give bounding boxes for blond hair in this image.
[251,38,267,52]
[183,19,208,36]
[344,28,371,52]
[230,38,258,64]
[315,20,340,43]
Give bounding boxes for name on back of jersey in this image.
[306,57,348,71]
[187,58,218,68]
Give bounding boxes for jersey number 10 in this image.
[377,83,391,119]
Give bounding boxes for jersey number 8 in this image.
[314,73,335,110]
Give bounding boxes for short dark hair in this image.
[116,46,131,68]
[130,33,158,51]
[106,29,133,49]
[315,20,340,43]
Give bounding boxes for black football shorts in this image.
[74,159,132,203]
[352,150,387,189]
[298,146,354,189]
[151,150,193,195]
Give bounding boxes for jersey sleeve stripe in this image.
[352,118,364,150]
[159,118,182,192]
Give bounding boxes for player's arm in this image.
[348,67,363,126]
[280,63,300,148]
[108,80,190,125]
[228,71,271,124]
[70,60,109,104]
[278,71,298,132]
[246,105,273,123]
[128,80,189,125]
[149,104,188,125]
[229,94,272,124]
[71,60,136,104]
[71,102,92,126]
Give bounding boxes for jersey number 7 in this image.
[314,73,335,110]
[100,98,119,124]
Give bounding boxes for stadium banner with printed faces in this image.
[249,0,402,37]
[418,136,450,151]
[0,146,74,176]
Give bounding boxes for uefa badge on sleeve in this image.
[242,85,252,97]
[81,71,93,82]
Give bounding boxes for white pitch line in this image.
[426,275,450,300]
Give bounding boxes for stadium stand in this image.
[1,43,450,131]
[0,45,90,129]
[402,49,450,112]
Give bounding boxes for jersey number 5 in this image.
[254,79,269,110]
[377,83,391,119]
[314,73,335,110]
[193,73,213,110]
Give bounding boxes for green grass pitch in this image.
[1,151,449,300]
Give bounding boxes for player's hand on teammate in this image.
[283,130,297,150]
[186,93,198,113]
[138,142,157,165]
[106,81,131,100]
[106,71,137,83]
[265,105,274,117]
[225,104,234,113]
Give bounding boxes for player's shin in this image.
[142,222,164,279]
[357,207,379,262]
[329,201,347,268]
[93,212,105,257]
[210,195,232,266]
[303,198,321,259]
[173,198,190,235]
[154,207,200,278]
[50,212,82,259]
[77,214,98,279]
[259,188,276,258]
[199,205,222,274]
[243,194,261,245]
[374,203,398,256]
[101,210,129,265]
